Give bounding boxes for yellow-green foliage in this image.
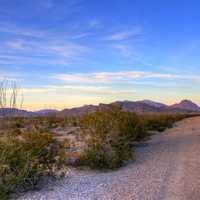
[0,131,65,200]
[143,114,189,132]
[0,112,196,179]
[77,111,196,169]
[79,107,146,169]
[0,111,196,199]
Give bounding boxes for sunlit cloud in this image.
[22,85,136,95]
[53,70,200,83]
[21,84,136,110]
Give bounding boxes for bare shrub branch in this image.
[0,79,24,115]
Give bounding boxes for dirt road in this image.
[15,117,200,200]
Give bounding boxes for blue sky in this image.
[0,0,200,110]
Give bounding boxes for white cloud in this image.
[0,24,45,38]
[53,70,200,83]
[160,66,177,71]
[71,32,92,39]
[105,27,142,41]
[0,70,21,81]
[113,44,133,57]
[0,38,90,65]
[22,85,136,95]
[6,40,25,50]
[46,42,90,60]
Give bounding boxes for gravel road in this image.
[14,117,200,200]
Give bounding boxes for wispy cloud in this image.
[159,66,177,71]
[0,24,45,38]
[0,37,90,65]
[105,27,142,41]
[0,70,21,81]
[22,85,136,95]
[113,44,133,57]
[6,39,25,50]
[71,32,92,39]
[53,70,200,83]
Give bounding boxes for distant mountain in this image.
[110,100,163,113]
[60,105,98,116]
[169,100,200,112]
[137,100,167,108]
[0,108,34,117]
[34,109,59,116]
[60,99,200,115]
[0,99,199,117]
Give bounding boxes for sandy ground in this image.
[14,117,200,200]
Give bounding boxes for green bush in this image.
[143,114,189,132]
[78,110,194,169]
[79,107,146,169]
[0,131,65,199]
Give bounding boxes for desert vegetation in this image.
[0,130,65,200]
[143,114,190,132]
[77,109,197,169]
[0,80,65,199]
[0,88,198,199]
[0,79,23,116]
[77,107,146,169]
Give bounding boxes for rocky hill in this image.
[59,99,200,116]
[169,100,200,112]
[0,99,199,117]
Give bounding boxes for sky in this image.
[0,0,200,110]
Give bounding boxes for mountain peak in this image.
[139,100,167,108]
[0,99,199,117]
[180,99,194,104]
[170,99,200,112]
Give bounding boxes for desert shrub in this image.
[78,110,194,169]
[0,131,65,199]
[78,107,146,169]
[143,114,191,132]
[144,115,172,132]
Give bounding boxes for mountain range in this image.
[0,99,199,117]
